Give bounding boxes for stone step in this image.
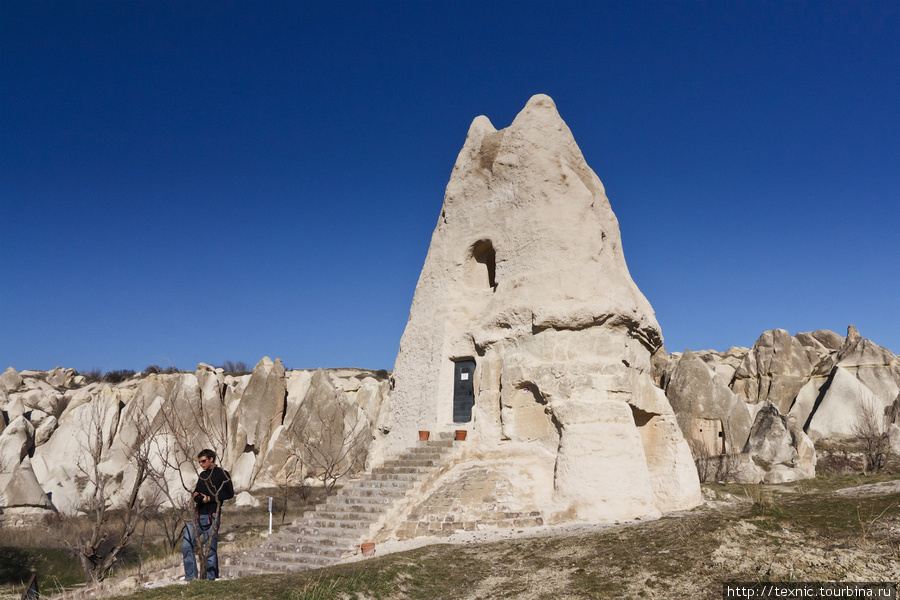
[315,502,390,515]
[372,465,432,475]
[315,500,388,512]
[394,451,445,462]
[307,510,382,523]
[296,516,373,531]
[340,486,409,499]
[227,555,314,573]
[357,472,421,482]
[224,438,458,576]
[256,550,341,568]
[349,478,415,490]
[321,495,399,508]
[389,458,440,468]
[277,532,360,549]
[284,524,372,540]
[406,445,451,455]
[257,541,354,559]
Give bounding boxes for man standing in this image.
[182,449,233,581]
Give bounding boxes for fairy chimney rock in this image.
[381,95,700,523]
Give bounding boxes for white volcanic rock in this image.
[235,357,285,451]
[0,416,35,472]
[5,396,26,422]
[0,458,53,510]
[380,95,700,523]
[743,402,798,466]
[33,415,58,447]
[805,367,879,440]
[195,363,227,438]
[234,490,260,507]
[1,364,380,515]
[284,369,314,425]
[19,389,67,418]
[46,367,75,388]
[732,329,814,412]
[742,402,815,483]
[0,367,22,393]
[788,326,900,441]
[31,388,121,499]
[834,325,900,402]
[664,350,752,455]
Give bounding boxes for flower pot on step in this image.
[418,431,430,441]
[455,430,467,441]
[361,542,376,557]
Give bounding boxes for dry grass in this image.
[6,475,900,600]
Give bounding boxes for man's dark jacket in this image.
[193,466,234,514]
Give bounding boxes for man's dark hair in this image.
[198,449,216,461]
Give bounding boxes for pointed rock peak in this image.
[517,93,560,119]
[254,357,274,370]
[465,114,497,140]
[846,324,860,342]
[508,93,568,136]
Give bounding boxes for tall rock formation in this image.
[381,95,700,522]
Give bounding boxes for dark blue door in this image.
[453,360,475,423]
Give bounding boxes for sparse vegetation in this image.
[853,397,893,473]
[103,369,137,384]
[299,398,369,496]
[2,473,890,600]
[220,361,249,374]
[142,365,180,376]
[80,368,103,383]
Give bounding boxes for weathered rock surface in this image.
[742,402,816,483]
[0,459,53,509]
[0,362,388,519]
[379,94,700,523]
[663,325,898,483]
[664,350,752,456]
[0,366,23,392]
[732,329,814,412]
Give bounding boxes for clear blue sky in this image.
[2,1,898,373]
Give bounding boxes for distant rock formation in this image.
[663,326,900,483]
[377,94,700,524]
[0,361,389,517]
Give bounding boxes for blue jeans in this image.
[182,512,219,580]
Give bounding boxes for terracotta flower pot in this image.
[361,542,376,557]
[418,430,430,441]
[455,430,467,441]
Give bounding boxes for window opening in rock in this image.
[629,405,654,428]
[691,418,725,456]
[466,240,497,291]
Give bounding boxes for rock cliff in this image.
[0,361,389,518]
[379,94,701,523]
[663,326,900,483]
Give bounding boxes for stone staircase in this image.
[225,436,458,573]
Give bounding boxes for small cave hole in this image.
[466,239,497,291]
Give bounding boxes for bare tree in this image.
[152,377,231,580]
[299,398,369,496]
[852,396,891,474]
[72,392,161,583]
[266,447,309,524]
[688,438,741,483]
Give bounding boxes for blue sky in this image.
[2,1,898,373]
